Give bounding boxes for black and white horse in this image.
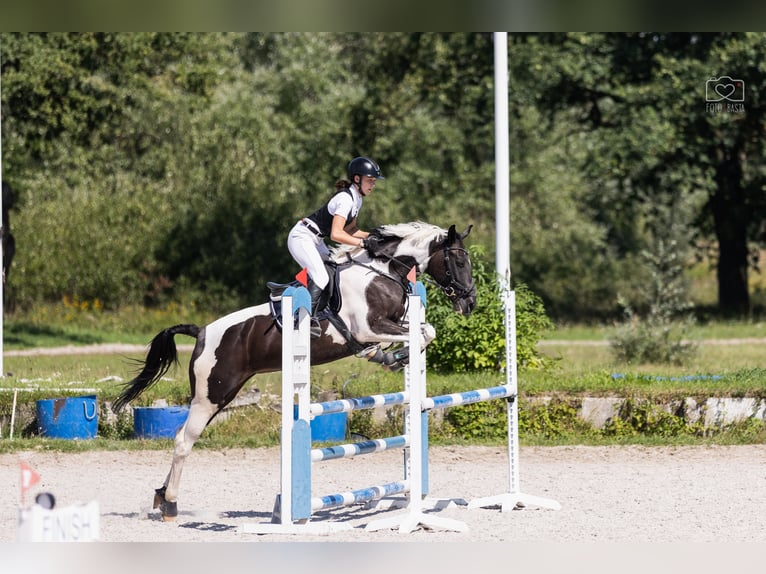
[114,221,476,520]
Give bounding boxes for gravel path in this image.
[3,444,765,543]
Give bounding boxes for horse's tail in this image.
[113,324,201,412]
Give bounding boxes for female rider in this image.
[287,156,384,335]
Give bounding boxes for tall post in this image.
[494,32,511,292]
[495,30,519,497]
[1,41,5,378]
[278,293,296,525]
[366,289,467,533]
[276,287,312,526]
[242,286,353,534]
[467,32,560,512]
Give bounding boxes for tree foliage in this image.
[2,32,766,324]
[426,246,552,373]
[510,32,766,317]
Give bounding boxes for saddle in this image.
[266,260,410,370]
[267,262,364,351]
[268,261,340,316]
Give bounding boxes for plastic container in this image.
[36,395,98,439]
[294,406,347,442]
[133,406,189,439]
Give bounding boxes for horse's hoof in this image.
[153,486,178,521]
[357,345,382,362]
[160,501,178,521]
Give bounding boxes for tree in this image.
[1,33,242,307]
[512,32,766,317]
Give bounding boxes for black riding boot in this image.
[307,282,329,338]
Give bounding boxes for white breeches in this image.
[287,221,331,288]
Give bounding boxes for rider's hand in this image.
[363,235,382,257]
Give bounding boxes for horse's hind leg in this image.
[154,400,216,521]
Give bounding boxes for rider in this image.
[287,156,384,335]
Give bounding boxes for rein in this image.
[345,253,410,297]
[345,239,474,305]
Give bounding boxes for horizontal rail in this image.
[0,388,100,393]
[311,480,410,511]
[311,435,409,462]
[310,391,409,416]
[309,385,515,418]
[423,385,515,410]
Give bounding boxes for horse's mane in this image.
[330,221,446,263]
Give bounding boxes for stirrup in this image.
[310,317,322,338]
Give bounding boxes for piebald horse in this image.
[114,221,476,520]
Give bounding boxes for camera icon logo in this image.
[706,76,745,102]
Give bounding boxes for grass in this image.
[541,319,766,341]
[532,339,766,397]
[2,299,217,350]
[1,305,765,451]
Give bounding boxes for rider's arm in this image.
[330,215,368,247]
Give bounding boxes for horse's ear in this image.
[459,225,473,240]
[447,224,457,242]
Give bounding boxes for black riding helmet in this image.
[347,156,385,181]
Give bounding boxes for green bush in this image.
[98,409,135,440]
[348,405,405,441]
[425,246,553,373]
[443,400,508,441]
[609,198,700,365]
[602,398,699,438]
[518,398,593,439]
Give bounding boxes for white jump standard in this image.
[241,284,558,535]
[239,284,466,534]
[466,289,560,512]
[364,287,467,533]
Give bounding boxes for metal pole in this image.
[495,30,517,492]
[494,32,510,290]
[1,38,5,378]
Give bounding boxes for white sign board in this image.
[17,501,100,542]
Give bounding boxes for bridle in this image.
[344,237,475,305]
[432,243,475,303]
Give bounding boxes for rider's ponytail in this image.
[334,179,352,191]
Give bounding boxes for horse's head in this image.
[427,224,477,316]
[340,221,477,316]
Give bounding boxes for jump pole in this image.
[365,289,467,533]
[242,286,352,534]
[466,32,560,512]
[241,285,467,534]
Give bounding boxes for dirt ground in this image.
[3,444,765,543]
[4,343,765,572]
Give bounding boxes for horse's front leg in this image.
[355,319,435,370]
[356,318,434,349]
[154,399,217,521]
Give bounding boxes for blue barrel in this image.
[133,406,189,439]
[36,395,98,439]
[294,406,347,442]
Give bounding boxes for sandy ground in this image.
[5,344,765,574]
[3,444,765,543]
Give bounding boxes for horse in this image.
[113,221,476,521]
